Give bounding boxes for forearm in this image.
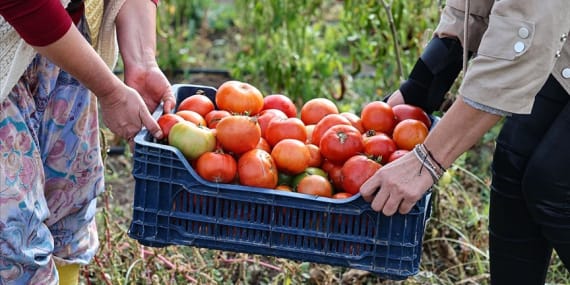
[423,97,501,168]
[33,25,123,99]
[115,0,158,70]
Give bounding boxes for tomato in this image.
[296,174,333,198]
[195,151,237,183]
[321,159,344,191]
[176,110,207,126]
[341,155,382,195]
[360,101,397,135]
[392,119,428,151]
[204,110,231,129]
[216,80,264,115]
[271,139,310,174]
[300,98,339,125]
[340,112,365,133]
[306,143,323,167]
[388,149,410,163]
[278,172,294,186]
[332,192,353,199]
[319,125,364,164]
[291,166,328,190]
[310,114,351,145]
[157,113,184,139]
[256,137,272,153]
[262,94,298,118]
[363,133,397,165]
[392,104,431,129]
[256,109,288,138]
[275,185,293,192]
[178,94,215,117]
[305,124,315,143]
[238,149,278,188]
[168,121,216,160]
[264,117,307,147]
[216,115,261,154]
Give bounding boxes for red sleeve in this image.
[0,0,72,47]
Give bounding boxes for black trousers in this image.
[490,76,570,284]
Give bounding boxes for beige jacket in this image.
[0,0,126,102]
[434,0,570,114]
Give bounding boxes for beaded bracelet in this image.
[412,144,447,184]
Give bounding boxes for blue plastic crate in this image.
[128,84,432,280]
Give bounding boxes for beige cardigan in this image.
[0,0,126,102]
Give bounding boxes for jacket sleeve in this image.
[458,0,570,114]
[0,0,72,46]
[434,0,493,53]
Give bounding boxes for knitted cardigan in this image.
[0,0,126,102]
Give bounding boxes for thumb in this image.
[140,108,164,139]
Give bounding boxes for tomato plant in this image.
[216,80,264,115]
[216,115,261,154]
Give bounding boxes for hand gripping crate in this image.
[128,84,433,280]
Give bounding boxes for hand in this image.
[98,82,164,148]
[124,63,176,114]
[360,150,433,215]
[386,89,405,106]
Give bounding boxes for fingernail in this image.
[155,130,164,139]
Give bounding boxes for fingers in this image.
[139,107,164,140]
[360,170,382,202]
[162,89,176,114]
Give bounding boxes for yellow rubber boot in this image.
[56,264,80,285]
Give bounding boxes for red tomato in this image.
[361,101,397,135]
[310,114,351,145]
[157,113,184,139]
[392,119,428,151]
[178,94,215,117]
[322,159,344,191]
[195,151,237,183]
[238,149,278,188]
[264,117,307,147]
[204,110,231,129]
[393,104,431,129]
[256,137,272,153]
[388,149,410,163]
[363,133,397,165]
[332,192,353,199]
[216,80,264,115]
[216,115,261,154]
[271,139,310,174]
[296,175,333,198]
[306,143,323,167]
[340,112,365,133]
[256,109,288,138]
[300,98,339,125]
[341,155,382,195]
[176,110,207,126]
[262,94,298,118]
[319,125,364,164]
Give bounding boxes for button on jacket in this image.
[434,0,570,114]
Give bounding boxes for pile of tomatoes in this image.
[157,80,431,199]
